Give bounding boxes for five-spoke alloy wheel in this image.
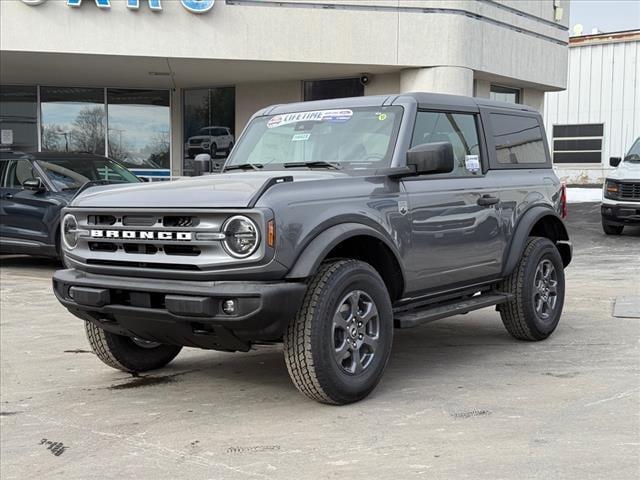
[532,259,559,322]
[332,290,380,375]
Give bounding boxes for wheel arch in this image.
[286,223,406,301]
[502,206,572,277]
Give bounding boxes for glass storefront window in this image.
[0,85,38,152]
[40,87,105,154]
[107,89,171,172]
[303,78,364,102]
[183,87,235,175]
[490,85,521,104]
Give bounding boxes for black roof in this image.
[261,91,538,117]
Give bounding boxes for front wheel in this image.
[498,237,565,341]
[284,260,393,405]
[85,322,182,373]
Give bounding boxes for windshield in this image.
[226,106,403,170]
[36,157,140,190]
[626,137,640,161]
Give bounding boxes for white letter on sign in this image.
[66,0,111,8]
[126,0,162,11]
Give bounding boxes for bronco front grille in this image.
[69,209,266,272]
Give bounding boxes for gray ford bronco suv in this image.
[53,93,572,405]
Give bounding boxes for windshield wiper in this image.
[283,161,341,170]
[224,163,264,171]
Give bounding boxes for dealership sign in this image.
[21,0,215,14]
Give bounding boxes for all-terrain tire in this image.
[284,259,393,405]
[498,237,565,341]
[602,222,623,235]
[85,321,182,373]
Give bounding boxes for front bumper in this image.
[601,203,640,226]
[53,269,307,351]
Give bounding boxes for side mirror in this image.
[23,177,45,192]
[406,142,455,175]
[609,157,622,167]
[194,153,212,175]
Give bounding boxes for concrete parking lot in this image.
[1,203,638,480]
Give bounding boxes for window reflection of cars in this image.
[186,126,234,158]
[0,151,139,260]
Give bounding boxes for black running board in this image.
[394,292,513,329]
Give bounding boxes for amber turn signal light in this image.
[267,219,275,248]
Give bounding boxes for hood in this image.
[70,170,348,209]
[607,160,640,181]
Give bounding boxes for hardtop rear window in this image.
[490,113,548,166]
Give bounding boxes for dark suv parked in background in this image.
[0,151,139,259]
[53,93,571,404]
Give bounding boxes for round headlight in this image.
[62,214,79,250]
[222,215,259,258]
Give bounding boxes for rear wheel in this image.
[498,237,565,341]
[284,259,393,405]
[602,221,623,235]
[85,321,182,373]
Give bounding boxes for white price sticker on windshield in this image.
[291,133,310,142]
[1,129,13,145]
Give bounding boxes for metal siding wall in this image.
[544,39,640,173]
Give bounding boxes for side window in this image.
[411,111,482,177]
[2,159,38,188]
[491,113,546,165]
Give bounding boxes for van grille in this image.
[619,182,640,201]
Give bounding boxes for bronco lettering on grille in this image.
[90,230,192,241]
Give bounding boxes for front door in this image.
[402,110,506,294]
[0,159,54,248]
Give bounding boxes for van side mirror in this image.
[23,177,45,192]
[609,157,622,167]
[406,142,455,175]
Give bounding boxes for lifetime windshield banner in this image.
[20,0,216,14]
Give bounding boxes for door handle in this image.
[3,193,13,200]
[477,194,499,206]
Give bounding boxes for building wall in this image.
[235,81,302,137]
[1,0,569,90]
[544,36,640,184]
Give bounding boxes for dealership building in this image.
[1,0,570,178]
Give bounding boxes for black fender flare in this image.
[502,206,571,276]
[286,222,406,283]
